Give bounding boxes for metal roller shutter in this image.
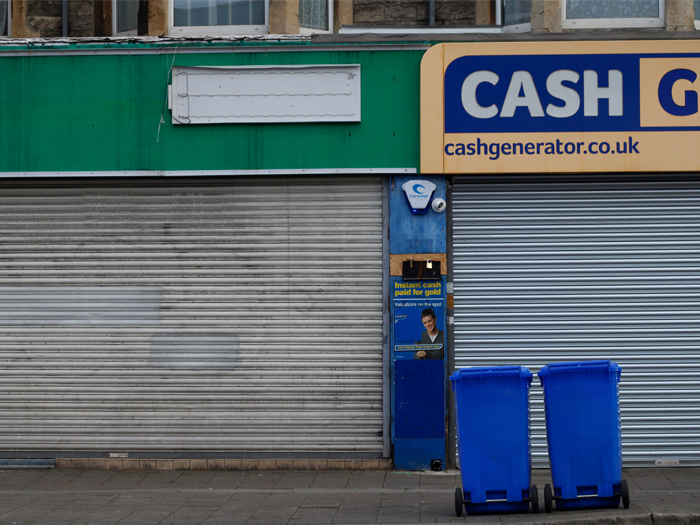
[453,178,700,467]
[0,176,384,454]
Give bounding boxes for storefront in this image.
[0,176,384,454]
[422,40,700,467]
[0,41,427,464]
[7,34,700,469]
[451,175,700,466]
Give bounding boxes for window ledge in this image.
[339,25,503,35]
[562,19,665,30]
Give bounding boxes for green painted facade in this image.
[0,43,425,173]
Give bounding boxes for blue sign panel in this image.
[445,54,642,133]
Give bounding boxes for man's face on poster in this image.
[422,314,437,334]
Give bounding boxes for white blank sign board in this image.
[169,65,361,124]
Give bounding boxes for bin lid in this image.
[538,360,621,381]
[450,365,532,383]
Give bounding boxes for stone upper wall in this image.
[353,0,479,26]
[19,0,93,37]
[8,0,699,37]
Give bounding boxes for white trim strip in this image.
[0,168,417,178]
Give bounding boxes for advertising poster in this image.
[392,279,446,360]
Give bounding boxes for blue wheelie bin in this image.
[538,360,630,512]
[450,366,538,516]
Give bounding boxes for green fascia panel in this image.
[0,45,424,173]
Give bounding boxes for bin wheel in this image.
[455,487,463,517]
[621,479,630,509]
[530,484,539,514]
[544,484,553,513]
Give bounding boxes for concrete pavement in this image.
[0,467,697,524]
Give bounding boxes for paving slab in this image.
[250,505,298,520]
[0,467,697,524]
[202,509,254,525]
[377,506,421,522]
[300,493,345,508]
[417,492,454,506]
[662,469,700,481]
[332,507,380,523]
[238,472,285,489]
[169,471,219,488]
[228,491,273,505]
[276,472,318,489]
[206,503,258,522]
[381,492,423,507]
[10,474,51,488]
[81,506,138,524]
[205,471,248,489]
[346,471,387,489]
[289,506,339,524]
[160,506,219,524]
[626,477,645,491]
[631,476,677,491]
[421,506,462,522]
[177,492,235,507]
[245,518,295,525]
[310,472,352,489]
[421,475,462,487]
[202,517,250,525]
[116,515,179,525]
[64,470,118,489]
[29,470,81,489]
[339,492,383,509]
[384,472,422,489]
[265,493,308,508]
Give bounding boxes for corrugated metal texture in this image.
[452,178,700,467]
[0,176,384,453]
[0,49,422,173]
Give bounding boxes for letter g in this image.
[461,71,499,119]
[658,69,698,117]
